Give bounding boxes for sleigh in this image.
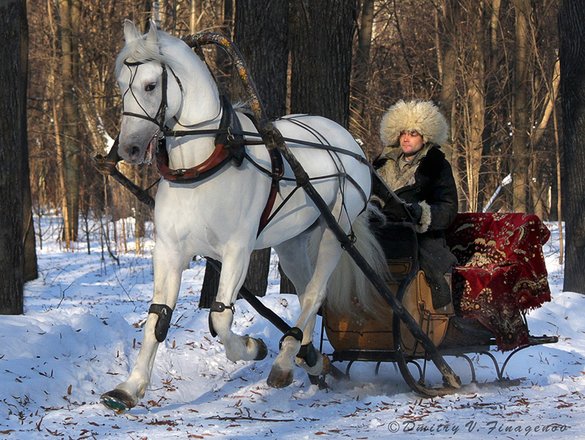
[320,212,558,395]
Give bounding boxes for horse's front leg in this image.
[101,245,187,413]
[209,248,268,362]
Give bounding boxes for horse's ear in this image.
[123,19,141,43]
[146,20,158,44]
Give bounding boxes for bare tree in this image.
[558,0,585,293]
[438,0,463,204]
[234,0,289,296]
[511,0,532,212]
[351,0,375,142]
[0,0,34,314]
[289,0,356,127]
[460,0,487,212]
[200,0,290,306]
[56,0,82,246]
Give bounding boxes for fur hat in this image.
[380,100,449,148]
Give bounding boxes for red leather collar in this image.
[156,142,231,183]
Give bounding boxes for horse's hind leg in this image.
[209,247,268,362]
[101,245,188,412]
[268,226,342,388]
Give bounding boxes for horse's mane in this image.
[114,30,174,78]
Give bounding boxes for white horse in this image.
[101,20,388,412]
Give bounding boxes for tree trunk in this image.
[234,0,289,298]
[133,167,148,254]
[234,0,288,119]
[438,0,464,207]
[243,249,271,297]
[478,0,503,213]
[351,0,374,140]
[289,0,356,127]
[199,0,289,307]
[200,258,221,309]
[558,0,585,293]
[58,0,81,245]
[285,0,355,294]
[0,0,29,314]
[459,0,486,212]
[530,59,561,219]
[511,0,531,212]
[23,160,38,282]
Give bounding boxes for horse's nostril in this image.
[130,146,141,157]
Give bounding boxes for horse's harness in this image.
[113,50,375,360]
[122,59,284,234]
[121,59,370,236]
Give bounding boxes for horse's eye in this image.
[144,83,156,92]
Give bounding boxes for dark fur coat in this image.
[374,145,458,308]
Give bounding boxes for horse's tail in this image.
[324,205,390,317]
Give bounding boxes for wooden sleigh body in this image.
[320,212,558,395]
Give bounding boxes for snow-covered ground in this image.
[1,215,582,439]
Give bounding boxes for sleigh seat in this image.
[323,221,454,357]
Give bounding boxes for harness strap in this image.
[208,301,235,338]
[156,96,243,183]
[278,326,303,350]
[148,303,173,342]
[257,148,283,236]
[122,61,169,131]
[235,113,285,237]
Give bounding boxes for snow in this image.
[1,216,583,439]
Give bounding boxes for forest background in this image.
[2,0,585,314]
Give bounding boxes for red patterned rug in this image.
[447,213,552,350]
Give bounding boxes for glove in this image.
[405,202,423,224]
[383,198,424,225]
[382,197,410,222]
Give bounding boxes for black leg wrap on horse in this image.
[208,301,235,338]
[149,304,173,343]
[279,326,303,350]
[296,342,319,368]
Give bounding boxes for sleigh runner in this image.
[95,22,557,411]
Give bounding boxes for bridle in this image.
[121,59,172,133]
[119,58,254,176]
[122,58,224,129]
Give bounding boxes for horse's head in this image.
[115,21,184,164]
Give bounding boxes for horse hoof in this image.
[253,338,268,361]
[267,365,293,388]
[100,389,136,414]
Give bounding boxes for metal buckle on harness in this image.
[170,168,187,177]
[226,127,235,143]
[208,301,236,337]
[210,301,235,314]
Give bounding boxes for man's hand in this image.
[383,197,410,221]
[405,202,423,223]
